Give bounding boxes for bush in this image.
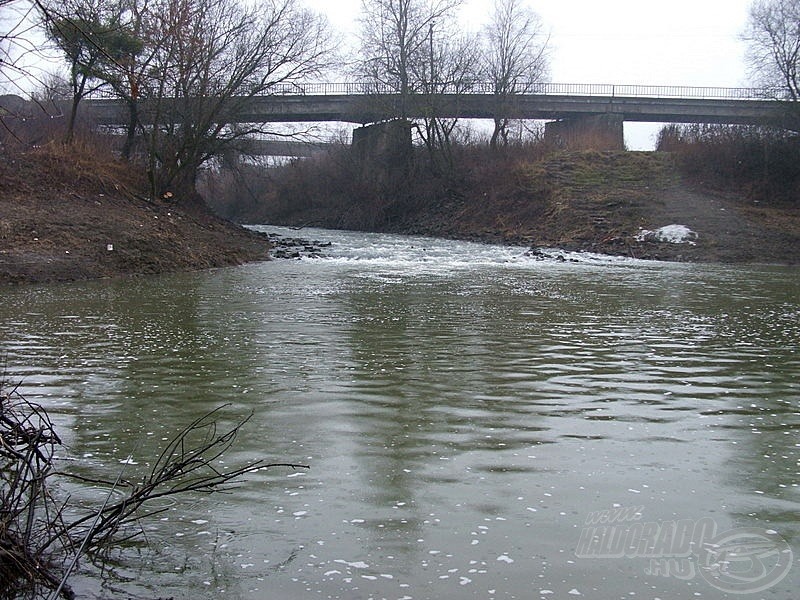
[656,124,800,203]
[1,375,306,599]
[203,136,556,229]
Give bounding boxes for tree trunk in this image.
[491,117,509,149]
[121,99,139,160]
[157,161,208,213]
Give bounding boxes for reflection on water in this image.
[1,228,798,599]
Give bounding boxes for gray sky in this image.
[307,0,757,148]
[470,0,752,87]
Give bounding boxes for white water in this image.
[264,225,642,267]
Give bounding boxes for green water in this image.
[1,229,797,599]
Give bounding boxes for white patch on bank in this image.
[636,224,698,245]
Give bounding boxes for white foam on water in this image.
[254,225,646,275]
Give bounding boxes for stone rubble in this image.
[266,232,332,259]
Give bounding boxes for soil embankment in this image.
[403,151,800,264]
[3,148,799,287]
[0,147,271,285]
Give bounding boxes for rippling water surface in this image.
[1,228,798,599]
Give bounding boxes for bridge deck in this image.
[232,94,787,125]
[80,83,791,127]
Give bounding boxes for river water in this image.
[1,228,798,599]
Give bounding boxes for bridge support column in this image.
[221,147,241,169]
[545,114,624,151]
[353,119,413,170]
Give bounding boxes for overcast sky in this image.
[306,0,757,148]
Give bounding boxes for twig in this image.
[47,461,128,600]
[2,378,308,599]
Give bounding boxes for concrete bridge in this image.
[83,82,791,127]
[2,83,791,155]
[78,82,793,153]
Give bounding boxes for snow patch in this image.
[636,224,698,244]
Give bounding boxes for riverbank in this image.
[401,151,800,264]
[226,149,800,265]
[3,146,799,287]
[0,145,272,285]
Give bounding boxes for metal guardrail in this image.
[81,82,787,101]
[268,81,787,100]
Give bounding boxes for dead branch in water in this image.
[1,378,308,599]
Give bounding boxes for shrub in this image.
[656,124,800,203]
[1,375,306,599]
[203,135,556,229]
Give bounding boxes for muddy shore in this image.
[0,148,272,285]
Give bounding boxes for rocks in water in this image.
[525,247,577,262]
[266,232,331,259]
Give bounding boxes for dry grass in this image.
[1,137,147,201]
[656,124,800,204]
[0,132,270,285]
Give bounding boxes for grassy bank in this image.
[3,126,799,286]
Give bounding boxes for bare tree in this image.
[358,0,463,116]
[413,27,480,172]
[359,0,482,175]
[745,0,800,100]
[482,0,549,148]
[136,0,331,206]
[33,0,331,205]
[1,0,22,88]
[1,0,51,95]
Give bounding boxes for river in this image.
[1,227,797,599]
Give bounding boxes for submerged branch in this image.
[2,378,308,599]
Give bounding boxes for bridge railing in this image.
[82,81,788,101]
[268,81,787,100]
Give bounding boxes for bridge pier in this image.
[353,119,413,179]
[352,119,413,167]
[545,114,625,151]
